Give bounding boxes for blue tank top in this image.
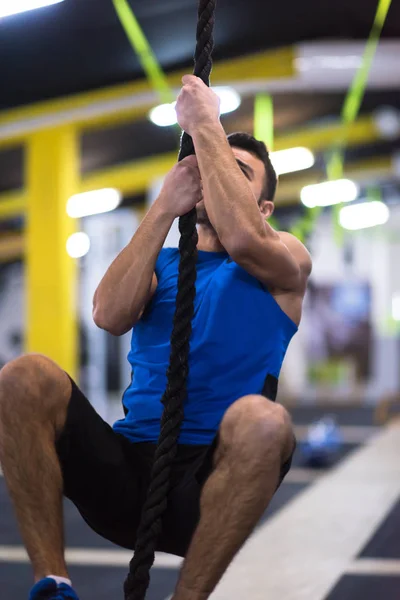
[113,248,297,445]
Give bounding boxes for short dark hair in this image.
[227,132,277,202]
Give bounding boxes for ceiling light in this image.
[149,103,178,127]
[374,107,400,140]
[213,87,241,115]
[149,87,242,127]
[271,147,314,175]
[296,55,362,72]
[0,0,64,19]
[66,232,90,259]
[301,179,358,209]
[392,293,400,322]
[339,201,389,231]
[67,189,122,218]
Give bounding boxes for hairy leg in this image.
[172,395,294,600]
[0,354,72,581]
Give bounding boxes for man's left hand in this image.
[175,75,220,136]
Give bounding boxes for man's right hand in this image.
[158,155,203,218]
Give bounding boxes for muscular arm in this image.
[93,155,202,336]
[92,198,174,336]
[191,122,301,290]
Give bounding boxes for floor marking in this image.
[0,546,183,569]
[347,558,400,576]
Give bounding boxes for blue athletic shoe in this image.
[29,578,79,600]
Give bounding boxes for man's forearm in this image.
[93,197,175,334]
[192,122,273,248]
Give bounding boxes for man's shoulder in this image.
[277,231,308,253]
[278,231,312,277]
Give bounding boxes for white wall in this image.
[81,208,139,417]
[0,263,24,367]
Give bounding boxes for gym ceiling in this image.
[1,0,400,232]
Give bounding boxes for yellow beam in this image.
[276,156,392,205]
[0,190,27,218]
[80,154,393,208]
[273,115,379,152]
[79,152,177,196]
[26,128,79,378]
[0,47,294,147]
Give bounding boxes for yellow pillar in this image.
[26,127,78,378]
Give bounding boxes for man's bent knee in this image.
[0,354,72,431]
[219,394,294,463]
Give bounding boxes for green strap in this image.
[342,0,392,128]
[254,94,280,227]
[293,0,392,243]
[328,0,393,179]
[254,94,274,151]
[112,0,174,104]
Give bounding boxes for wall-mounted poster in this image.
[305,281,372,389]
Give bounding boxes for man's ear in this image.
[259,199,274,219]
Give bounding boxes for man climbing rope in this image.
[0,75,312,600]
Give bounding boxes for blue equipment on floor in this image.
[300,415,343,468]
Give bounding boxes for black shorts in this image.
[56,378,294,558]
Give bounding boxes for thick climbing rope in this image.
[123,2,217,599]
